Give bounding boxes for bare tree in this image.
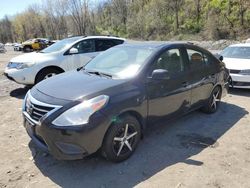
[168,0,184,32]
[237,0,249,26]
[67,0,90,35]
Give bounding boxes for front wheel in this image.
[101,115,141,162]
[35,68,62,84]
[201,86,221,114]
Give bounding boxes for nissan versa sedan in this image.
[22,42,229,162]
[221,43,250,88]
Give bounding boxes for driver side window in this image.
[72,39,95,54]
[153,49,184,76]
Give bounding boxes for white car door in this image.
[62,39,99,71]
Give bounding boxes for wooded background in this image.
[0,0,250,43]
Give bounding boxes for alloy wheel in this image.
[211,89,221,110]
[113,123,138,157]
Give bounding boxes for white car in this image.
[221,43,250,88]
[4,36,125,85]
[0,43,6,53]
[13,43,22,51]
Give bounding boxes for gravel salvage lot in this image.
[0,47,250,188]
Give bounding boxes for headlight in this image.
[7,62,34,69]
[52,95,109,126]
[16,63,34,69]
[240,69,250,75]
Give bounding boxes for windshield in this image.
[41,37,82,53]
[84,46,154,79]
[221,46,250,59]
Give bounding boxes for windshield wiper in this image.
[86,70,112,78]
[77,66,84,71]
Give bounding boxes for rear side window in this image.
[112,39,124,45]
[95,39,124,52]
[187,49,210,69]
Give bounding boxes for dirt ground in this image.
[0,47,250,188]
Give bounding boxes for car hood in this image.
[10,52,56,64]
[223,57,250,70]
[34,70,127,101]
[22,42,32,45]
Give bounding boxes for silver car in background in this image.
[0,43,6,53]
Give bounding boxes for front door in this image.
[146,48,192,122]
[63,39,98,71]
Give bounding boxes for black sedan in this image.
[22,42,229,162]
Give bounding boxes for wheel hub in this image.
[113,123,138,156]
[211,90,220,109]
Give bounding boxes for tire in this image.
[23,46,32,52]
[35,68,62,84]
[101,115,141,162]
[201,86,221,114]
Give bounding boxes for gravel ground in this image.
[0,46,250,188]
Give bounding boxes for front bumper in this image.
[23,111,110,160]
[230,74,250,89]
[4,67,35,85]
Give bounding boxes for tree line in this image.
[0,0,250,43]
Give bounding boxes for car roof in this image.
[84,36,126,40]
[69,35,126,43]
[62,35,126,45]
[228,43,250,47]
[119,41,197,49]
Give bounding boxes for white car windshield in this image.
[221,46,250,59]
[41,37,82,53]
[84,46,154,79]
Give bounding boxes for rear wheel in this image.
[101,115,141,162]
[35,68,62,84]
[201,86,221,114]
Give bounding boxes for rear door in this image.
[146,47,192,121]
[185,47,216,108]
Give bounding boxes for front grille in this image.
[24,91,61,123]
[229,69,240,74]
[232,81,250,87]
[26,100,54,121]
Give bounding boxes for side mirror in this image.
[214,53,223,61]
[69,48,78,54]
[151,69,170,80]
